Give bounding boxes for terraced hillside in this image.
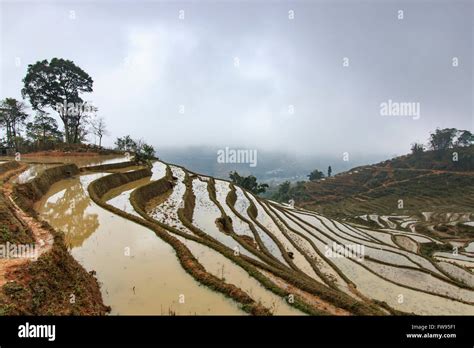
[296,147,474,245]
[1,155,473,315]
[0,160,109,315]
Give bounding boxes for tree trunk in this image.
[6,122,12,147]
[11,122,17,150]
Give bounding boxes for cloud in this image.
[1,1,472,157]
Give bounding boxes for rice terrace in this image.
[0,0,473,336]
[1,135,473,316]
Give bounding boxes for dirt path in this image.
[0,166,54,287]
[373,166,474,176]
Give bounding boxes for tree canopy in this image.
[114,135,156,165]
[308,169,325,181]
[410,142,425,155]
[0,98,28,149]
[115,135,137,152]
[229,171,269,195]
[22,58,93,144]
[428,128,473,151]
[25,111,62,147]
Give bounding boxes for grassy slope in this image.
[296,146,474,237]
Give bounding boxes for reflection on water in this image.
[34,173,105,248]
[35,172,244,315]
[82,156,129,167]
[104,177,151,217]
[465,241,474,253]
[151,161,167,180]
[0,155,127,168]
[176,235,302,315]
[12,164,57,184]
[104,174,300,314]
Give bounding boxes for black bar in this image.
[0,316,473,346]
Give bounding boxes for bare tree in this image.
[90,116,108,147]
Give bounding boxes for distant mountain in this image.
[157,146,388,184]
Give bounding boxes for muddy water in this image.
[34,172,244,315]
[329,252,474,314]
[393,235,418,253]
[191,178,257,260]
[214,180,253,238]
[246,194,318,278]
[294,210,444,276]
[103,177,151,217]
[12,163,57,184]
[148,165,190,234]
[174,235,303,315]
[233,187,289,266]
[75,155,130,167]
[104,177,301,315]
[437,261,474,287]
[465,242,474,253]
[2,155,127,167]
[151,161,167,180]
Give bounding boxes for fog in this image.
[1,0,472,160]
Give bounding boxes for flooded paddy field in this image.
[0,154,127,167]
[34,172,244,315]
[18,157,473,315]
[10,163,59,184]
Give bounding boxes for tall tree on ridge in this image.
[22,58,93,144]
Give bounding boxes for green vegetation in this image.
[229,171,268,195]
[419,242,453,258]
[429,128,472,151]
[25,111,63,149]
[0,98,28,150]
[0,57,115,154]
[290,128,474,238]
[114,135,137,151]
[22,58,93,144]
[308,169,325,181]
[272,181,309,203]
[0,190,34,245]
[114,135,156,166]
[400,128,474,171]
[410,142,425,155]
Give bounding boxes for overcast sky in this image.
[0,0,472,157]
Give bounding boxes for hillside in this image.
[1,155,472,315]
[0,161,109,315]
[295,146,474,241]
[0,152,473,316]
